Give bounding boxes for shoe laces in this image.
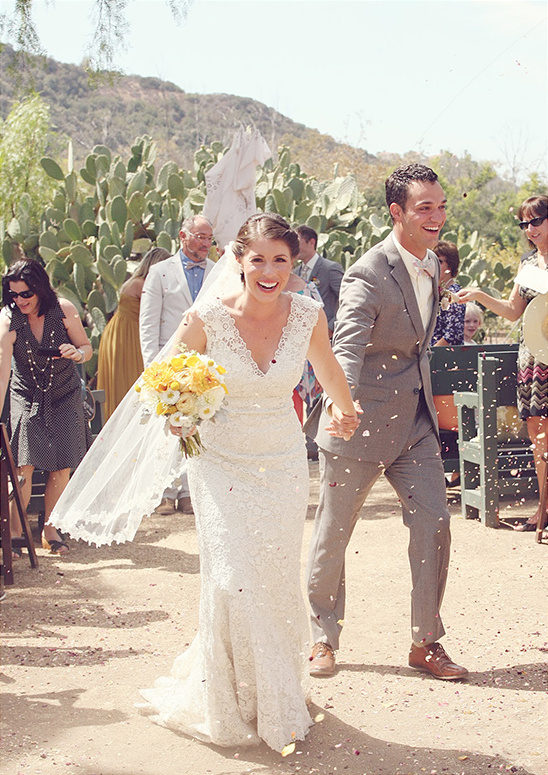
[314,643,334,657]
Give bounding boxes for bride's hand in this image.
[324,402,361,440]
[169,424,196,439]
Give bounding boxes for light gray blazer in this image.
[139,252,216,366]
[296,254,343,331]
[306,234,441,464]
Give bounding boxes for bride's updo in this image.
[232,213,300,260]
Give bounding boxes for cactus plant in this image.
[2,137,512,379]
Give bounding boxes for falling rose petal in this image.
[281,743,296,757]
[329,482,337,487]
[314,713,325,722]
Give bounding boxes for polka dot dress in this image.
[8,300,91,470]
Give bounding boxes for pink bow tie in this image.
[183,258,208,270]
[411,255,436,277]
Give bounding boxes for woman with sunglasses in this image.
[458,195,548,531]
[0,258,92,555]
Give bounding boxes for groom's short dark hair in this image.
[385,164,439,214]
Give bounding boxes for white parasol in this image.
[523,292,548,364]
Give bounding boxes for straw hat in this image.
[523,292,548,363]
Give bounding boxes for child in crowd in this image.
[464,302,484,344]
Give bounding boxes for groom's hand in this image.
[325,402,361,440]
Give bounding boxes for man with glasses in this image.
[140,214,216,514]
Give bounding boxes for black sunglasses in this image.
[518,214,547,230]
[10,290,35,299]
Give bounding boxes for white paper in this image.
[514,264,548,294]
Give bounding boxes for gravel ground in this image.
[1,466,546,775]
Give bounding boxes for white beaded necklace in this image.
[24,326,56,394]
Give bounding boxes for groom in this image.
[306,164,468,681]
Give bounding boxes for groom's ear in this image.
[389,202,402,223]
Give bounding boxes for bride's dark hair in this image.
[232,213,300,260]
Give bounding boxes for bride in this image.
[54,213,359,752]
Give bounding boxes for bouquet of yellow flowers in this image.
[135,349,228,457]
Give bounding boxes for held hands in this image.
[324,400,362,441]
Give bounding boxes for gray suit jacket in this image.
[139,252,216,366]
[306,234,441,464]
[296,254,343,331]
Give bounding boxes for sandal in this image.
[11,539,23,559]
[42,530,69,555]
[513,521,537,532]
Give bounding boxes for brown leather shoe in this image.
[309,642,336,676]
[154,497,176,515]
[177,496,194,514]
[409,642,468,680]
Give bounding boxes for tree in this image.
[0,0,194,72]
[0,92,56,227]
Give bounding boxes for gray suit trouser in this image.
[307,395,451,649]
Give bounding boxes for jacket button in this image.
[413,387,420,394]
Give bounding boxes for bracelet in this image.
[76,348,85,363]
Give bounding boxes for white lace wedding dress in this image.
[138,292,320,752]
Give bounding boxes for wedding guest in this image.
[0,259,91,556]
[139,215,216,515]
[463,302,484,344]
[431,240,465,346]
[294,225,343,336]
[97,247,170,420]
[458,194,548,532]
[286,270,323,423]
[294,226,343,458]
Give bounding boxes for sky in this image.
[1,0,547,182]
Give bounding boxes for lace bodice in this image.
[197,292,320,400]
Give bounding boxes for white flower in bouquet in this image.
[196,385,226,419]
[176,393,198,415]
[162,387,181,405]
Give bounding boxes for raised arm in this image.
[457,283,527,322]
[59,298,92,363]
[0,311,15,416]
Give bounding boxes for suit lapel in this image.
[384,236,425,343]
[171,253,193,308]
[424,265,440,347]
[311,256,325,283]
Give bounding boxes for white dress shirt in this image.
[300,253,320,282]
[392,236,434,332]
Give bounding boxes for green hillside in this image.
[0,44,372,171]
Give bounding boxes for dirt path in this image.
[1,468,546,775]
